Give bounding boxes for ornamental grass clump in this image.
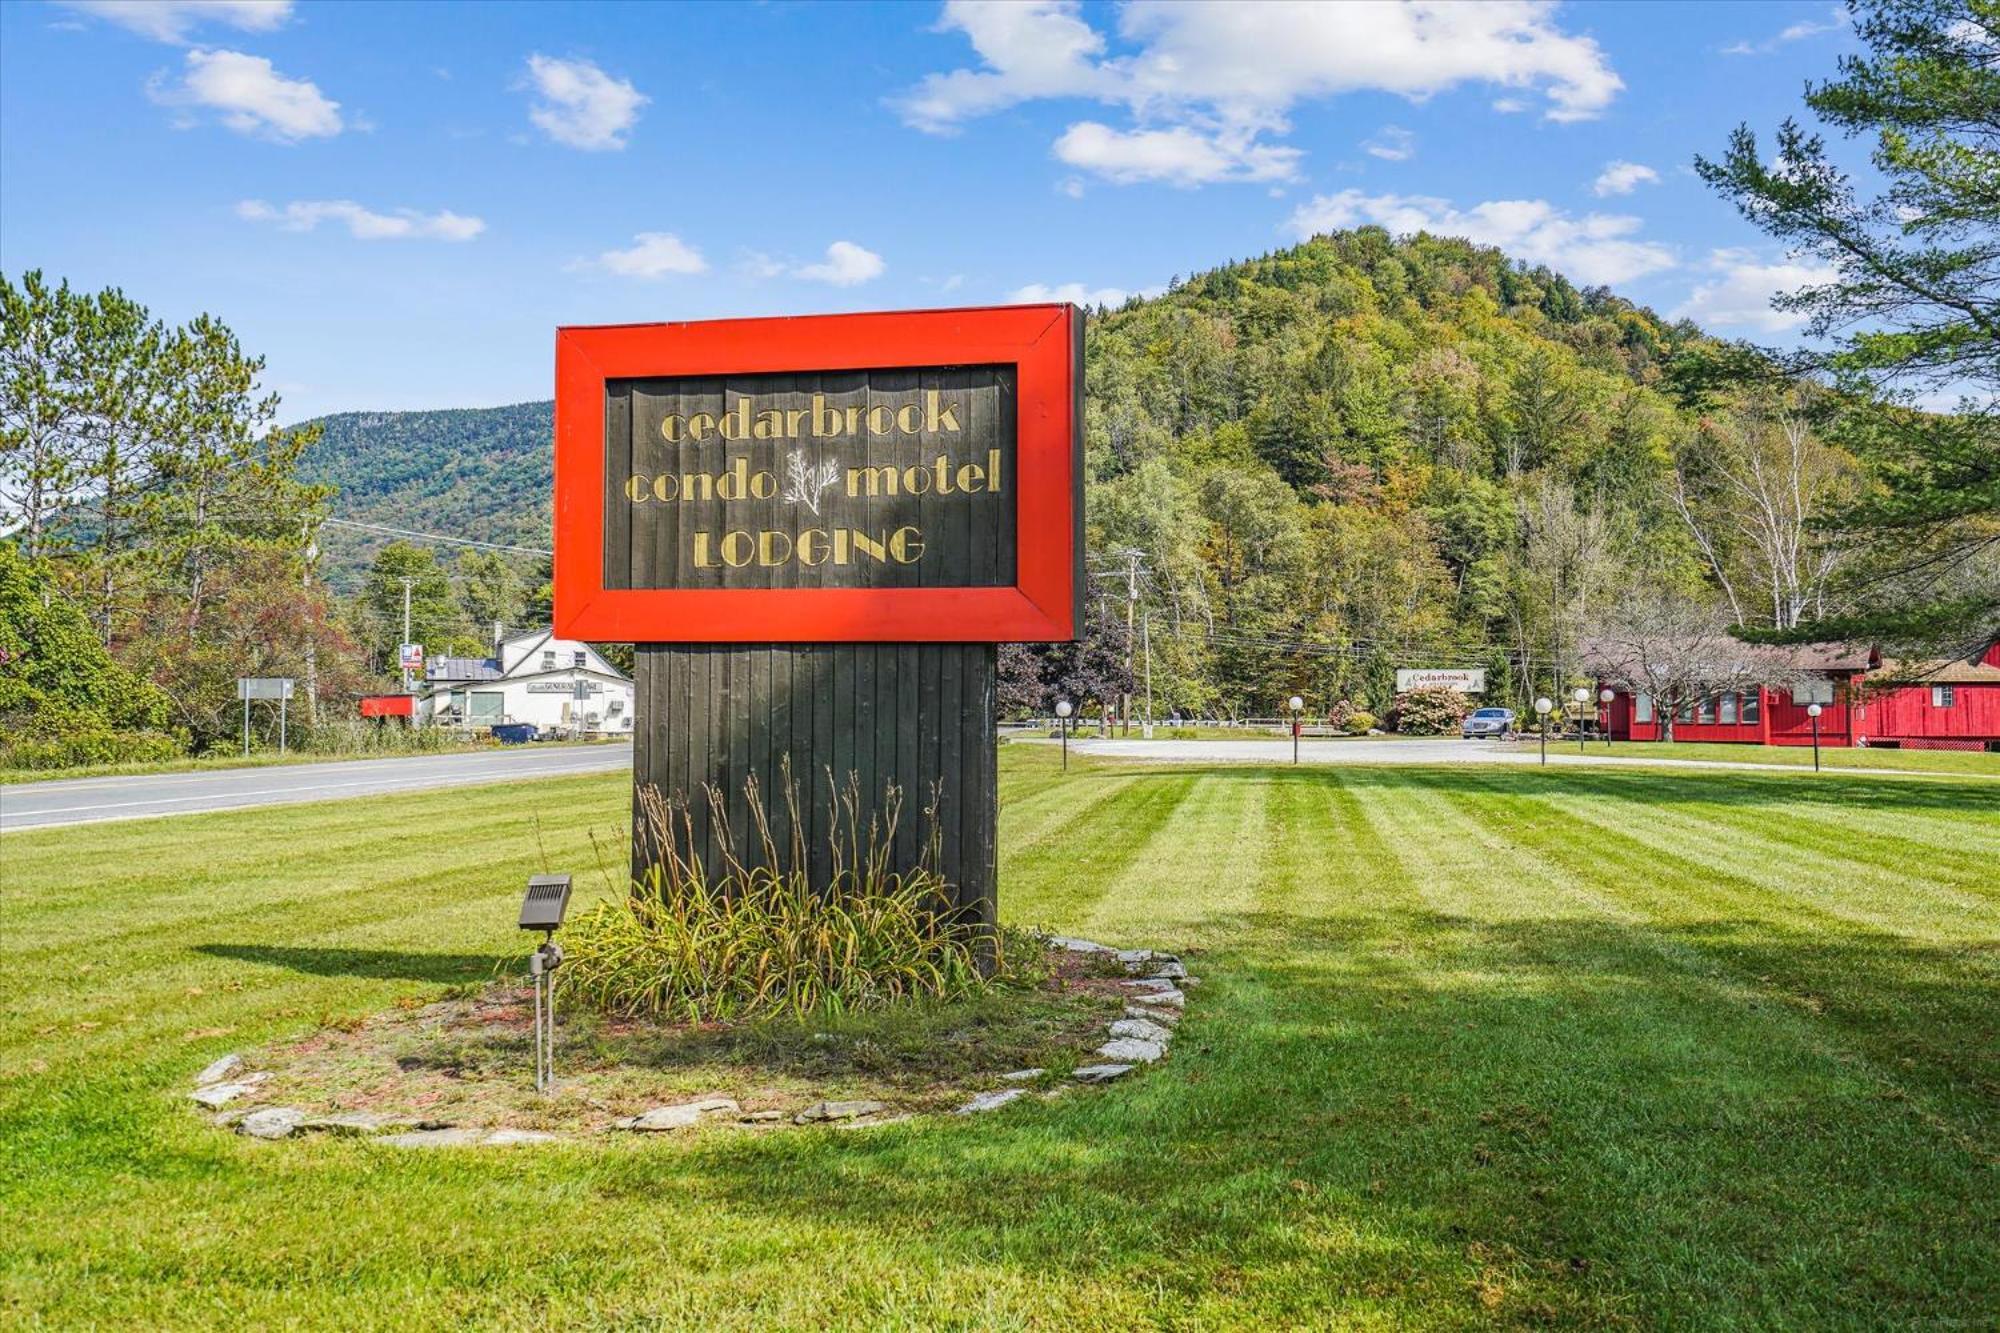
[559,766,988,1022]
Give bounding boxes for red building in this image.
[1595,641,2000,751]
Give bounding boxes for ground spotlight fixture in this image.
[1288,695,1305,765]
[519,873,572,1094]
[1055,699,1073,770]
[1534,696,1554,767]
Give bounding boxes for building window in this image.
[1677,697,1694,723]
[1635,693,1654,723]
[1697,696,1716,724]
[1933,684,1956,708]
[1743,691,1760,724]
[574,650,587,668]
[469,691,504,723]
[1720,693,1738,724]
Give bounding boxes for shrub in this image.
[1347,710,1378,733]
[1325,699,1356,731]
[1391,687,1469,735]
[559,769,989,1022]
[0,729,182,770]
[299,718,485,756]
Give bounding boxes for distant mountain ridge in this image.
[296,399,554,586]
[296,227,1700,600]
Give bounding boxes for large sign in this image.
[1396,668,1486,694]
[554,306,1083,643]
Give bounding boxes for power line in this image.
[320,517,551,557]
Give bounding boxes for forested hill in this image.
[298,227,1740,713]
[297,399,554,587]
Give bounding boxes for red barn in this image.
[1595,641,2000,751]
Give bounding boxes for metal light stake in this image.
[1289,695,1304,765]
[1572,686,1591,754]
[1534,696,1553,767]
[518,874,573,1095]
[1056,699,1073,771]
[1807,702,1823,772]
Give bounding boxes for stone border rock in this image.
[189,935,1198,1143]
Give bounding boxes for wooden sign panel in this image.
[604,367,1016,593]
[554,305,1082,644]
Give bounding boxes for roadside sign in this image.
[399,643,425,671]
[236,677,294,701]
[1396,668,1485,694]
[1791,678,1835,706]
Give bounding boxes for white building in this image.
[418,629,634,736]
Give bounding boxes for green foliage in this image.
[1,728,181,770]
[0,541,172,740]
[1695,0,1999,652]
[1391,686,1470,735]
[1346,710,1378,733]
[561,776,989,1022]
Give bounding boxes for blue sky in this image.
[0,0,1865,422]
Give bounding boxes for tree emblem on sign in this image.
[783,450,841,515]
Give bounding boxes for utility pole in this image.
[302,519,319,725]
[1141,604,1154,736]
[1116,547,1145,737]
[400,576,415,692]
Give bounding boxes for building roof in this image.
[1872,657,2000,685]
[426,656,502,682]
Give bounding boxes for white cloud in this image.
[896,1,1621,186]
[150,48,341,141]
[59,0,288,43]
[1010,280,1162,307]
[1053,122,1298,186]
[1492,97,1529,113]
[1058,176,1086,198]
[1362,125,1416,162]
[523,54,646,151]
[795,241,886,286]
[1722,3,1847,54]
[1592,160,1660,197]
[1670,248,1839,332]
[579,232,708,278]
[236,199,484,241]
[1286,189,1676,287]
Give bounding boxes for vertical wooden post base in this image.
[631,644,997,938]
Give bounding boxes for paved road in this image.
[1042,736,1958,778]
[0,743,633,833]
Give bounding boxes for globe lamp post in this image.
[1534,696,1553,767]
[1056,699,1073,772]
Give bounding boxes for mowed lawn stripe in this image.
[1078,767,1270,945]
[1481,776,2000,1150]
[1509,770,2000,932]
[1334,766,1996,1324]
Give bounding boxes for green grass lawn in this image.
[3,749,1995,1328]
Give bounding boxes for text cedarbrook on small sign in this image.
[1395,668,1487,694]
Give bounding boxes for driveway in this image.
[0,742,633,833]
[1038,735,1947,777]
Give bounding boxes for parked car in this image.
[1462,706,1517,739]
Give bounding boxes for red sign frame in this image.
[554,304,1081,644]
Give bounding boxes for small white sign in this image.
[1396,668,1486,694]
[1791,678,1835,706]
[236,677,294,701]
[528,680,603,694]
